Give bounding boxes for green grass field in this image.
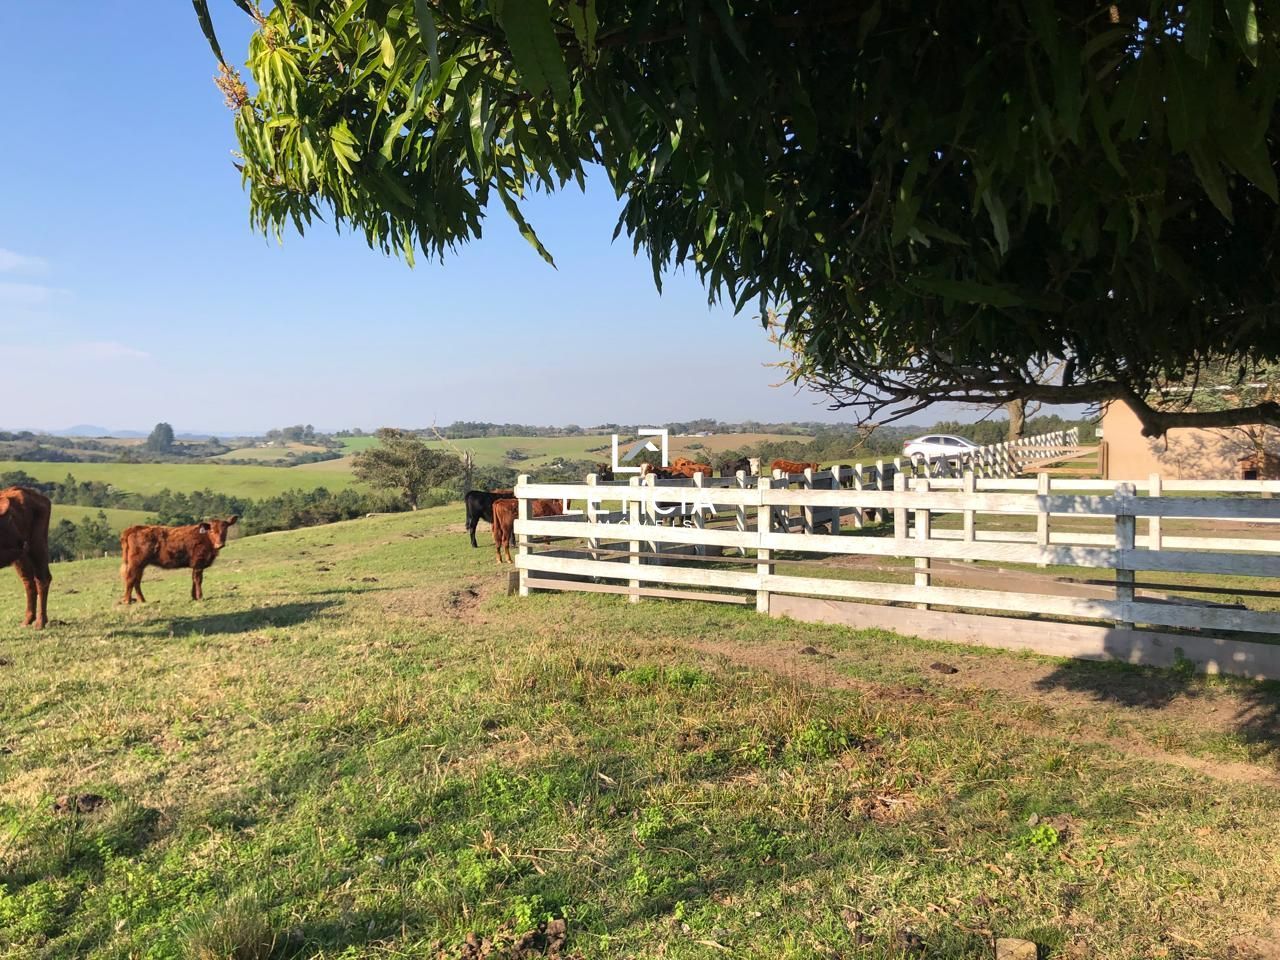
[2,507,1278,958]
[46,505,153,530]
[209,444,331,463]
[340,433,813,471]
[0,460,362,499]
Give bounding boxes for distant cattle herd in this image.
[465,458,841,563]
[1,459,841,622]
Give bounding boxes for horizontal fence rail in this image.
[511,469,1280,679]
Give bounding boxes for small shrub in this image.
[1014,823,1061,853]
[180,893,274,960]
[785,719,853,762]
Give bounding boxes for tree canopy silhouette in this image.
[195,0,1280,435]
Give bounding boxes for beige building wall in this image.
[1101,400,1279,480]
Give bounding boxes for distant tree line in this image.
[0,470,417,563]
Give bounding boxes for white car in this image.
[902,434,980,463]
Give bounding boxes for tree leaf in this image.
[1187,142,1233,220]
[1225,0,1259,65]
[566,0,598,63]
[495,0,571,104]
[981,191,1010,255]
[1184,0,1213,63]
[380,29,396,68]
[497,177,557,266]
[1219,129,1279,201]
[414,0,441,78]
[191,0,226,63]
[912,276,1025,308]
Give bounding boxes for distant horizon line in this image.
[2,412,1077,440]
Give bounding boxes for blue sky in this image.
[1,5,933,435]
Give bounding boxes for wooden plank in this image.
[516,474,531,597]
[758,572,1280,633]
[520,552,760,591]
[628,478,641,603]
[757,476,773,613]
[913,476,931,609]
[761,488,1123,515]
[525,577,750,604]
[518,482,760,506]
[768,595,1280,681]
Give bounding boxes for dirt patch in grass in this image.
[376,579,497,624]
[692,638,1280,787]
[442,919,576,959]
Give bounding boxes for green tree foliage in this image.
[196,0,1280,436]
[145,423,175,454]
[351,428,462,509]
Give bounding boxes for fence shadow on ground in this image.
[1033,646,1280,762]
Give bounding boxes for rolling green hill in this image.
[0,460,361,499]
[342,433,811,471]
[45,505,153,529]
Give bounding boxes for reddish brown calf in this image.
[771,458,821,475]
[0,487,52,628]
[491,498,563,563]
[120,516,238,603]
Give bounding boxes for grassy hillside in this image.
[0,460,361,499]
[340,433,813,470]
[46,505,153,529]
[2,508,1278,957]
[209,443,331,463]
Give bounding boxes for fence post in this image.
[852,463,865,530]
[644,473,659,554]
[893,471,907,539]
[692,470,708,556]
[756,475,772,614]
[802,467,815,536]
[585,472,600,561]
[1149,472,1163,551]
[517,474,530,597]
[628,476,642,604]
[1036,472,1051,566]
[913,476,931,610]
[829,466,841,535]
[1114,482,1136,628]
[962,468,976,559]
[735,470,749,556]
[875,459,886,522]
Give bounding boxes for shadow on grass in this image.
[123,600,340,637]
[1033,656,1280,761]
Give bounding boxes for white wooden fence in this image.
[901,427,1083,479]
[513,470,1280,679]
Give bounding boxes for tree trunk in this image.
[1006,399,1026,441]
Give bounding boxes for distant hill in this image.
[57,425,145,438]
[49,426,214,440]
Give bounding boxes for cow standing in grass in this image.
[120,517,238,603]
[490,497,564,563]
[0,487,52,628]
[464,489,514,548]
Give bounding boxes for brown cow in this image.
[771,458,821,475]
[0,487,52,628]
[491,497,564,563]
[120,517,238,603]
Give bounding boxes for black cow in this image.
[464,489,513,548]
[720,457,752,478]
